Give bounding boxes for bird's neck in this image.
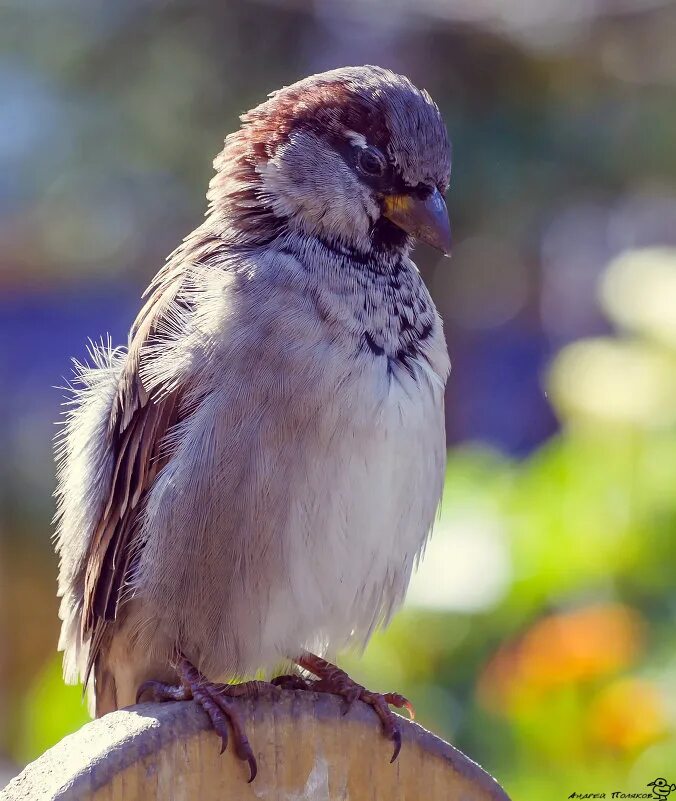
[279,228,409,277]
[268,230,437,366]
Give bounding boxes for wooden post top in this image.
[2,691,511,801]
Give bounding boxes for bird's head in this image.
[208,66,452,261]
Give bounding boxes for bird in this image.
[54,65,452,782]
[647,779,676,800]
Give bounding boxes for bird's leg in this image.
[136,656,281,782]
[292,651,415,762]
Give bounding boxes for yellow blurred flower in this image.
[549,338,676,428]
[587,677,668,753]
[478,604,645,713]
[548,247,676,430]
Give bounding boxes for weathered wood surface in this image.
[2,692,511,800]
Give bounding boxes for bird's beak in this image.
[382,188,452,255]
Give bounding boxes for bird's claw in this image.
[295,653,412,763]
[383,692,416,720]
[271,674,313,691]
[135,679,190,705]
[359,687,408,762]
[135,658,267,782]
[390,728,402,763]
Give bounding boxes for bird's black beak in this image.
[382,187,452,255]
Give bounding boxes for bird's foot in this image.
[136,657,281,782]
[271,673,315,691]
[292,652,415,763]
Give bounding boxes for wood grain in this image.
[2,692,511,801]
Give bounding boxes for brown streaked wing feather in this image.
[84,393,179,626]
[81,260,187,685]
[80,232,229,689]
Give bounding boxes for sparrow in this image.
[54,65,452,781]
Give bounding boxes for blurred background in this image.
[1,0,676,797]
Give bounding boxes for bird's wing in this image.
[80,259,188,684]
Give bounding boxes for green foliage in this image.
[14,655,89,766]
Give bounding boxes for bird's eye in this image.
[356,147,386,177]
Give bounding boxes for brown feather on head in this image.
[206,65,452,258]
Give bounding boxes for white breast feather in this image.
[260,340,448,665]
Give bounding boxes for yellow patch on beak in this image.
[381,189,452,255]
[382,194,415,217]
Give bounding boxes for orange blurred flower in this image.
[478,604,645,713]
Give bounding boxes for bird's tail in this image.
[54,338,125,713]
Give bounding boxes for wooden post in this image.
[2,692,510,800]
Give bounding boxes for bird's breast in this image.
[257,316,449,655]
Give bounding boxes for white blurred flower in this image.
[601,247,676,349]
[407,509,512,612]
